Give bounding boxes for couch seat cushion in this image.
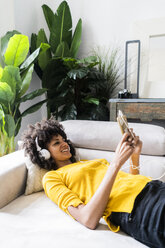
[0,192,147,248]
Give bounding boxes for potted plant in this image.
[30,1,109,120]
[30,1,82,79]
[30,1,122,121]
[0,31,49,156]
[42,56,110,120]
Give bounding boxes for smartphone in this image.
[117,110,134,138]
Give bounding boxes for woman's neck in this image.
[56,160,72,168]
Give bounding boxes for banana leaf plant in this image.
[0,31,49,156]
[30,1,82,79]
[42,56,109,121]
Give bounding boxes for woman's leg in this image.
[110,180,165,248]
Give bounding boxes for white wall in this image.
[0,0,15,36]
[1,0,165,140]
[13,0,165,55]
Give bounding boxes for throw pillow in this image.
[24,156,48,195]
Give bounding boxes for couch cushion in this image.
[76,148,165,182]
[0,192,147,248]
[24,156,48,195]
[61,120,165,156]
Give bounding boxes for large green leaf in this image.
[30,33,37,53]
[4,114,15,137]
[42,58,67,88]
[21,99,47,118]
[36,29,49,47]
[20,43,50,72]
[0,30,20,57]
[4,34,29,67]
[55,41,70,57]
[49,1,72,53]
[36,29,52,70]
[18,64,34,98]
[42,4,55,31]
[30,33,44,79]
[1,66,22,96]
[77,56,98,67]
[0,82,14,104]
[20,88,47,103]
[70,19,82,58]
[67,67,89,80]
[20,47,39,70]
[0,31,20,67]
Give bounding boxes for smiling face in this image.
[47,135,72,168]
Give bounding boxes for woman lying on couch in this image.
[22,117,165,248]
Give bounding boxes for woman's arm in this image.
[68,132,135,230]
[129,153,140,175]
[129,131,143,175]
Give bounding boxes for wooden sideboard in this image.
[109,98,165,122]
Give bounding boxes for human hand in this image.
[128,128,143,155]
[112,132,134,169]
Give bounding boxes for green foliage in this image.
[0,105,15,156]
[0,82,14,104]
[31,2,121,122]
[49,1,72,54]
[42,56,109,121]
[92,46,123,99]
[0,31,48,156]
[70,19,82,58]
[4,35,29,67]
[31,1,82,79]
[0,30,20,67]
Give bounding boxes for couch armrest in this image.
[0,150,27,208]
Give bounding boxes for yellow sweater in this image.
[43,159,151,232]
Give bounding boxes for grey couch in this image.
[0,120,165,248]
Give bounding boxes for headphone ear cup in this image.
[40,149,51,160]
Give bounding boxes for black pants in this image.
[110,180,165,248]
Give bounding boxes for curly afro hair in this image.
[22,117,76,170]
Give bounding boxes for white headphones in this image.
[35,137,51,160]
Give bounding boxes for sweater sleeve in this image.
[42,171,83,217]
